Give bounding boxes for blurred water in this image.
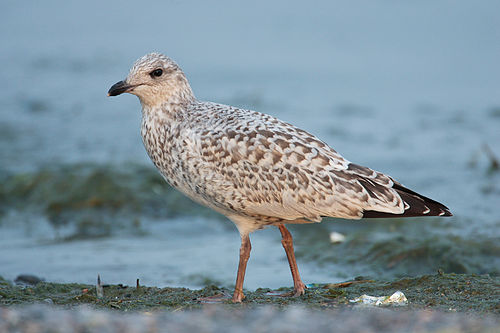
[0,0,499,289]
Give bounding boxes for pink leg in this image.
[232,234,251,302]
[278,224,306,296]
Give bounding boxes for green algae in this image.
[292,220,500,279]
[1,273,498,313]
[0,163,220,238]
[0,163,218,220]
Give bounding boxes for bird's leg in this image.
[232,234,251,303]
[278,224,306,296]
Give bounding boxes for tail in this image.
[363,183,452,218]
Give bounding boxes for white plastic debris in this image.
[329,231,346,243]
[349,290,408,306]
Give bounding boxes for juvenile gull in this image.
[108,53,452,302]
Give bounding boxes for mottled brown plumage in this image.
[108,53,452,302]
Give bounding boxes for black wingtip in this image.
[363,184,452,219]
[440,208,453,217]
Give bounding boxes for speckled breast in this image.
[140,113,234,217]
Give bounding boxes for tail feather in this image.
[363,183,452,218]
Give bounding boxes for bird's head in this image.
[108,53,194,109]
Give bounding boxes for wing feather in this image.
[188,103,449,222]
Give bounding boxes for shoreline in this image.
[1,273,498,313]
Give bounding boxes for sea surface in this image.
[0,0,499,290]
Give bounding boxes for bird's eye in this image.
[150,69,163,78]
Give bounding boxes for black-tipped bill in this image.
[108,80,131,96]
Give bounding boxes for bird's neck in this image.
[141,98,195,127]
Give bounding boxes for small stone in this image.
[14,274,44,286]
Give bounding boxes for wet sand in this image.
[1,305,499,333]
[1,273,498,332]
